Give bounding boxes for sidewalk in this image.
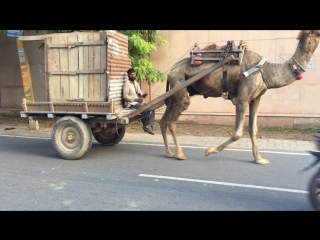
[0,123,315,152]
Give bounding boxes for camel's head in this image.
[297,30,320,40]
[297,30,320,53]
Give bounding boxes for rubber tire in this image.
[52,116,92,160]
[93,126,126,146]
[308,170,320,211]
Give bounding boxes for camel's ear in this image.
[297,30,309,39]
[311,30,320,37]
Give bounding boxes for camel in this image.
[159,30,320,165]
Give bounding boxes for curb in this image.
[0,123,314,153]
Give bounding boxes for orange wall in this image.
[150,30,320,116]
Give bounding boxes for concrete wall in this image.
[149,30,320,127]
[0,30,45,109]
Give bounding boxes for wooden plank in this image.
[29,98,105,103]
[22,98,28,112]
[49,69,105,75]
[50,102,54,111]
[47,41,105,48]
[110,99,114,113]
[59,34,69,99]
[83,33,89,99]
[68,34,79,99]
[93,33,101,99]
[18,35,47,41]
[83,102,88,112]
[16,39,34,102]
[124,55,234,119]
[78,34,84,98]
[88,33,94,98]
[25,101,111,106]
[44,36,49,101]
[100,33,107,101]
[47,36,61,101]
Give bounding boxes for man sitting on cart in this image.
[123,68,155,135]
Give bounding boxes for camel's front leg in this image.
[205,102,248,156]
[168,121,186,160]
[160,113,175,158]
[248,96,269,165]
[160,97,190,160]
[160,88,190,160]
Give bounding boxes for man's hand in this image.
[141,93,148,98]
[135,97,143,103]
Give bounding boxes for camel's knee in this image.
[159,119,166,129]
[248,128,258,136]
[232,132,242,141]
[182,99,190,110]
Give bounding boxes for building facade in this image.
[0,30,320,128]
[149,30,320,128]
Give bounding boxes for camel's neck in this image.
[262,35,319,89]
[261,61,297,89]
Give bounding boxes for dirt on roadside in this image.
[0,115,319,141]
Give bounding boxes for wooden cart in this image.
[18,31,233,160]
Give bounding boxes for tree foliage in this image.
[1,30,169,84]
[118,30,168,84]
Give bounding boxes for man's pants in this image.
[130,103,155,128]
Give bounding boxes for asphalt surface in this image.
[0,123,315,153]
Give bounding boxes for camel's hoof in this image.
[166,152,175,158]
[205,147,218,156]
[255,158,270,165]
[175,154,186,160]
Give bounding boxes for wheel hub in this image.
[67,132,75,142]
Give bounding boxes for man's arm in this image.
[134,81,148,98]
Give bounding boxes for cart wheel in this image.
[93,126,126,146]
[309,170,320,211]
[52,116,92,160]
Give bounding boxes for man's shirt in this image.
[122,80,142,108]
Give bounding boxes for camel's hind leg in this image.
[248,96,269,165]
[160,89,190,160]
[205,101,248,156]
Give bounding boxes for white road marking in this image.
[0,134,311,156]
[139,174,308,194]
[120,142,311,156]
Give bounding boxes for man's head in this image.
[127,68,136,82]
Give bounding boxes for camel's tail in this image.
[165,79,171,106]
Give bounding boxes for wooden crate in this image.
[42,31,131,113]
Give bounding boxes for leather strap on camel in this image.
[242,57,267,77]
[242,57,270,88]
[221,68,228,99]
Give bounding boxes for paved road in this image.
[0,134,315,210]
[0,123,315,153]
